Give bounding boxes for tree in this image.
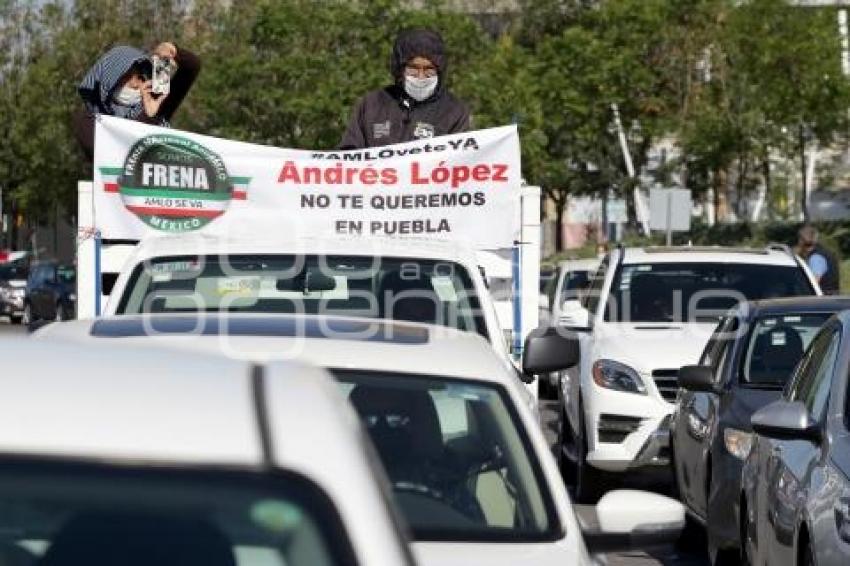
[724,0,850,220]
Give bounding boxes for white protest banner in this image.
[93,116,521,248]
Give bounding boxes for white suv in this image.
[557,245,820,502]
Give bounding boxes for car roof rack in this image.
[765,242,796,258]
[641,245,768,255]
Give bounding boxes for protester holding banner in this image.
[339,28,471,149]
[73,42,201,161]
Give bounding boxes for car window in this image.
[486,277,512,302]
[0,466,358,566]
[699,316,730,366]
[711,317,739,383]
[544,267,560,309]
[117,255,488,339]
[0,265,26,281]
[558,270,591,306]
[604,262,814,323]
[583,257,609,314]
[741,313,832,388]
[787,328,841,419]
[539,270,555,295]
[333,371,555,542]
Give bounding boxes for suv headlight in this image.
[592,359,646,394]
[724,428,753,460]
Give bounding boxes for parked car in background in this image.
[541,258,600,326]
[809,188,850,221]
[23,261,76,324]
[538,258,600,398]
[742,309,850,566]
[0,263,28,323]
[0,250,30,266]
[672,296,850,564]
[558,245,820,502]
[0,338,414,566]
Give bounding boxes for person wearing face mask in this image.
[72,42,201,162]
[339,28,471,150]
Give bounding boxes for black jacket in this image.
[339,28,470,149]
[339,84,470,149]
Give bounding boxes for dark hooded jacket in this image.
[72,44,201,162]
[339,29,471,150]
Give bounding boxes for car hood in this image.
[413,539,585,566]
[592,322,716,374]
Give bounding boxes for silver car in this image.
[742,309,850,566]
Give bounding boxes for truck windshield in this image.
[605,262,814,323]
[333,370,556,542]
[116,254,487,338]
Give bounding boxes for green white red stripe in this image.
[121,193,229,219]
[99,166,122,193]
[99,167,249,201]
[231,176,250,200]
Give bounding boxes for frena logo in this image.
[118,134,231,232]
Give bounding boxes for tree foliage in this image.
[1,0,848,245]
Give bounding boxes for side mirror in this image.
[751,400,821,443]
[556,299,590,330]
[522,325,579,377]
[583,490,686,554]
[678,365,716,393]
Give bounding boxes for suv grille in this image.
[652,369,679,403]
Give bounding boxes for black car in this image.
[671,296,850,564]
[24,262,76,324]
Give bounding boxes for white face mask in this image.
[113,85,141,106]
[404,75,438,102]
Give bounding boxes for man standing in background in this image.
[796,224,840,294]
[339,28,471,149]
